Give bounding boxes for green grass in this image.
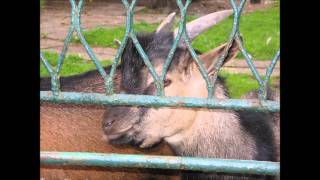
[42,7,279,97]
[40,0,45,9]
[71,16,197,49]
[70,17,195,46]
[218,71,278,98]
[192,7,280,60]
[71,7,279,60]
[71,22,159,48]
[40,51,112,77]
[40,52,278,98]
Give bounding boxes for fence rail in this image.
[41,152,279,176]
[41,91,280,112]
[40,0,280,176]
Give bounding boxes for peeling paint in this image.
[41,152,280,176]
[40,91,279,112]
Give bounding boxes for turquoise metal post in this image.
[40,0,83,96]
[70,0,109,92]
[40,91,279,112]
[160,0,190,91]
[260,50,280,99]
[55,0,83,78]
[176,0,215,98]
[210,0,248,96]
[40,52,53,77]
[41,152,280,176]
[106,0,131,95]
[236,32,264,87]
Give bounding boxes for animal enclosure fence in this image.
[40,0,280,176]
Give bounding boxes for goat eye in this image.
[164,79,172,87]
[105,120,115,127]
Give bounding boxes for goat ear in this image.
[198,39,240,75]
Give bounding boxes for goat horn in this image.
[174,10,233,47]
[114,39,121,48]
[156,12,176,33]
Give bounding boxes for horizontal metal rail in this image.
[41,152,279,176]
[40,91,280,112]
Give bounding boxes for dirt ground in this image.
[40,0,278,76]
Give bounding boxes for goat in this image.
[40,21,182,179]
[40,67,180,179]
[102,10,280,180]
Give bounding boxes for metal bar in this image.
[211,0,247,94]
[124,0,164,96]
[176,0,215,99]
[236,32,263,87]
[71,0,109,86]
[121,0,129,9]
[130,31,163,96]
[260,50,280,99]
[106,0,132,95]
[40,52,60,96]
[160,0,190,97]
[160,0,187,86]
[40,91,279,112]
[54,0,78,76]
[40,52,53,76]
[41,152,279,176]
[264,50,280,86]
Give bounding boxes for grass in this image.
[43,7,279,98]
[71,16,197,49]
[40,52,278,98]
[192,7,280,60]
[40,0,45,9]
[71,7,279,60]
[40,51,113,77]
[71,22,159,49]
[218,71,278,98]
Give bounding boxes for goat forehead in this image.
[121,35,170,78]
[120,32,194,92]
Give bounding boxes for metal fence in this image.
[40,0,280,176]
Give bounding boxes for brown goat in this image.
[40,12,193,179]
[40,66,180,180]
[102,11,280,180]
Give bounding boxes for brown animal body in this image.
[240,89,280,163]
[102,11,280,180]
[40,12,191,180]
[40,67,179,180]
